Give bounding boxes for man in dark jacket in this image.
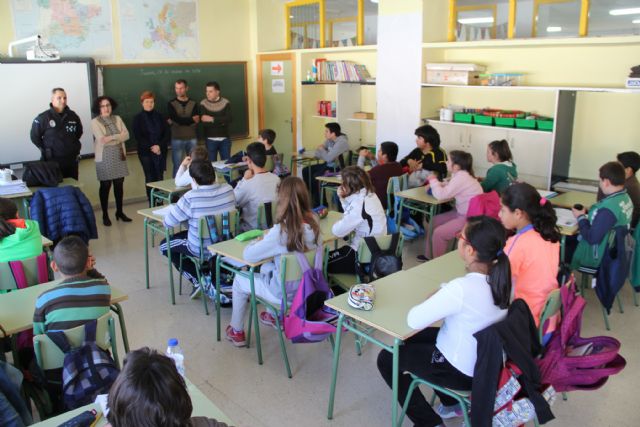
[30,88,83,180]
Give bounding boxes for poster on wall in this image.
[118,0,199,60]
[271,61,284,76]
[11,0,114,59]
[272,79,285,93]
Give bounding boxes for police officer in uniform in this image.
[30,87,83,179]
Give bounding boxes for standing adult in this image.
[91,96,131,226]
[132,91,170,202]
[30,87,83,179]
[200,81,232,161]
[167,79,199,177]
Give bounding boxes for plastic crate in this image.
[495,117,515,127]
[474,114,493,126]
[537,119,554,131]
[515,118,536,129]
[454,112,474,123]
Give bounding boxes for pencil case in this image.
[235,229,263,241]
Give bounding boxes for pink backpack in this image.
[283,247,337,343]
[536,276,626,392]
[467,191,500,219]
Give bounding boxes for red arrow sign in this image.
[272,64,282,73]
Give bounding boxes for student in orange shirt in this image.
[499,183,561,336]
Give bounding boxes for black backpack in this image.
[22,161,63,187]
[359,233,403,282]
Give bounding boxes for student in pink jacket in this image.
[422,151,482,260]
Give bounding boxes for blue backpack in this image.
[47,320,120,410]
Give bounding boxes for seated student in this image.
[258,128,277,155]
[571,161,633,271]
[234,142,280,231]
[0,197,43,263]
[327,166,387,274]
[421,151,483,260]
[160,160,235,297]
[302,122,349,205]
[33,235,111,335]
[500,183,560,330]
[175,145,209,188]
[225,177,320,346]
[400,125,447,187]
[597,151,640,229]
[107,347,230,427]
[377,216,511,426]
[357,142,404,210]
[482,139,518,194]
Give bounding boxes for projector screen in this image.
[0,60,96,166]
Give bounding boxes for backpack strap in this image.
[205,215,220,244]
[363,235,382,255]
[46,331,72,354]
[313,245,325,271]
[389,232,400,256]
[361,198,373,234]
[83,319,98,344]
[264,202,274,229]
[221,212,231,241]
[295,251,312,273]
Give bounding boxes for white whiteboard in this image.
[0,61,95,165]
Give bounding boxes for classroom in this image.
[0,0,639,426]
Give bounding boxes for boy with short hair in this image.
[234,142,280,231]
[571,161,633,271]
[160,160,235,295]
[400,124,448,185]
[258,128,277,155]
[359,142,404,210]
[33,236,111,335]
[597,151,640,229]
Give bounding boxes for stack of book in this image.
[0,179,28,196]
[314,59,373,82]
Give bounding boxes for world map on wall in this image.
[11,0,114,58]
[119,0,199,60]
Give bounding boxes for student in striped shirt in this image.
[159,160,236,296]
[33,235,111,335]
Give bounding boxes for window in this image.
[588,0,640,36]
[455,0,511,41]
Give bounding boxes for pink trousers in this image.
[426,210,467,259]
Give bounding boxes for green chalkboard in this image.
[101,62,248,151]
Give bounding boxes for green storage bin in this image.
[515,118,536,129]
[454,112,474,123]
[537,119,554,132]
[495,117,515,127]
[474,114,493,126]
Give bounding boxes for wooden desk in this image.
[213,160,248,182]
[32,379,233,426]
[326,252,464,426]
[0,280,130,353]
[137,206,177,305]
[394,186,454,256]
[290,153,321,188]
[207,211,342,363]
[146,179,190,208]
[550,190,596,210]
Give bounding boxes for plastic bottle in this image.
[166,338,185,377]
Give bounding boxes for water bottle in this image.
[166,338,185,377]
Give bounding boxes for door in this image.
[257,54,296,171]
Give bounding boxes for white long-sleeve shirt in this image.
[174,164,193,187]
[233,172,280,231]
[407,272,507,376]
[332,189,387,250]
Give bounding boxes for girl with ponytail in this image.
[377,216,510,426]
[499,182,560,330]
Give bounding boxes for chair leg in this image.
[398,377,421,427]
[178,255,183,295]
[354,335,362,356]
[579,273,589,296]
[247,303,253,349]
[274,315,292,378]
[616,293,624,314]
[195,267,209,316]
[459,399,472,427]
[601,305,611,331]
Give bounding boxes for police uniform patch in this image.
[49,120,56,127]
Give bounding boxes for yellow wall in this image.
[0,0,255,206]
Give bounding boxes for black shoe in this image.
[416,255,430,263]
[103,215,112,227]
[115,212,132,222]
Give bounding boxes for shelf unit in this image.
[421,83,640,94]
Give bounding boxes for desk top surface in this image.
[325,252,464,340]
[316,175,343,185]
[137,206,164,222]
[0,280,128,335]
[146,178,190,193]
[550,191,597,209]
[395,186,452,205]
[32,379,233,426]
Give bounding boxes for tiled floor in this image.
[88,201,640,426]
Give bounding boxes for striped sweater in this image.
[33,276,111,335]
[163,183,236,255]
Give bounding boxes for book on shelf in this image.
[314,59,373,83]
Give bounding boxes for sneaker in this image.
[416,255,430,263]
[435,403,463,419]
[189,285,202,299]
[259,311,278,329]
[225,325,246,347]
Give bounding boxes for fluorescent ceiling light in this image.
[370,0,379,3]
[609,8,640,15]
[633,19,640,23]
[458,17,494,24]
[546,26,562,32]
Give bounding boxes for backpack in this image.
[536,276,626,392]
[358,233,403,282]
[272,154,291,177]
[283,246,337,343]
[22,161,63,187]
[47,320,120,410]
